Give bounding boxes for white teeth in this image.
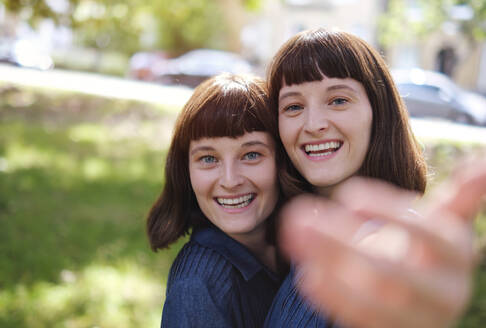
[309,151,333,157]
[305,141,341,153]
[217,194,254,208]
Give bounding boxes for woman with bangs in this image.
[264,28,486,328]
[146,73,292,327]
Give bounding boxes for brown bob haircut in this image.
[147,73,293,251]
[267,28,427,193]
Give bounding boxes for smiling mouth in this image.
[215,193,255,209]
[303,141,343,157]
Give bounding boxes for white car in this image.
[0,39,54,70]
[391,68,486,126]
[154,49,253,88]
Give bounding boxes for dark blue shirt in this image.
[264,268,335,327]
[162,226,282,328]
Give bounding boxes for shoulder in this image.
[165,276,226,308]
[162,277,232,327]
[264,271,331,328]
[167,240,236,299]
[163,240,240,328]
[169,240,235,278]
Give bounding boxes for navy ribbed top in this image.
[264,268,336,328]
[162,226,282,328]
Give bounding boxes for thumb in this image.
[434,159,486,221]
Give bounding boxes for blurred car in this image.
[391,68,486,126]
[128,51,169,81]
[0,39,54,70]
[153,49,253,88]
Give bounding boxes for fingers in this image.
[282,210,469,328]
[284,211,469,310]
[332,176,419,214]
[279,183,476,328]
[330,177,474,268]
[283,218,468,328]
[278,194,364,261]
[278,159,485,328]
[433,159,486,221]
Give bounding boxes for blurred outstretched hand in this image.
[280,159,486,328]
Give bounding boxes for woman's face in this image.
[188,131,279,244]
[278,76,373,195]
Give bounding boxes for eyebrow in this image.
[278,84,359,102]
[278,91,300,103]
[241,140,271,149]
[190,146,214,156]
[189,140,271,156]
[327,84,358,93]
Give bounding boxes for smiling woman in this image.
[146,73,291,327]
[188,132,279,249]
[278,78,373,195]
[264,27,483,328]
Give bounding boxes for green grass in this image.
[0,84,484,327]
[0,85,186,327]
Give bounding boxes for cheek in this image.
[189,168,209,197]
[354,121,372,169]
[278,117,296,150]
[362,111,373,150]
[259,163,279,200]
[251,159,277,187]
[362,103,373,134]
[351,106,373,148]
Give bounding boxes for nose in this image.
[303,105,329,136]
[219,162,244,190]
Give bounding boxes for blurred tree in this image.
[378,0,486,47]
[151,0,226,55]
[1,0,264,55]
[457,0,486,41]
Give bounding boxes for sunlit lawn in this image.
[0,84,484,327]
[0,85,186,327]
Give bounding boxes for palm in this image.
[280,160,486,328]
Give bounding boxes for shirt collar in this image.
[192,226,279,282]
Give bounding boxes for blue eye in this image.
[330,98,348,105]
[200,155,217,164]
[243,152,261,160]
[284,104,303,112]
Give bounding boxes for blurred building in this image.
[238,0,486,94]
[2,0,484,93]
[240,0,384,75]
[385,2,486,94]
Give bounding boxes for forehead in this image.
[279,76,366,98]
[189,131,275,152]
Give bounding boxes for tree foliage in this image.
[1,0,263,55]
[378,0,486,47]
[151,0,226,55]
[457,0,486,41]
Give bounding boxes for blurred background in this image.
[0,0,485,327]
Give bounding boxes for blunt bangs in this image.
[189,86,268,141]
[269,29,378,102]
[171,73,276,169]
[180,74,273,146]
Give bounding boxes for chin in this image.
[309,176,343,191]
[306,175,334,187]
[225,223,254,235]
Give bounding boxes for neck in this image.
[315,184,334,197]
[231,228,278,273]
[315,175,355,197]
